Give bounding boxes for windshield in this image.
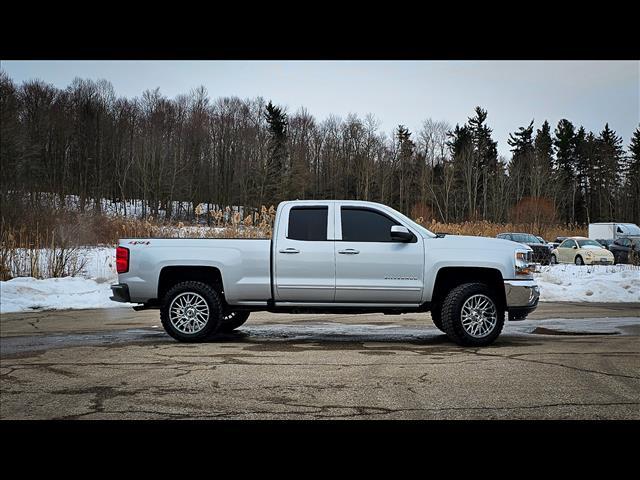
[511,233,542,244]
[577,239,603,248]
[621,224,640,235]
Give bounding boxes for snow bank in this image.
[534,264,640,303]
[0,276,134,313]
[0,247,135,314]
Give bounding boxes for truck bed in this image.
[118,238,272,305]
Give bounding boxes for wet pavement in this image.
[1,303,639,419]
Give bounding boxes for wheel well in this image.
[431,267,506,309]
[158,266,224,301]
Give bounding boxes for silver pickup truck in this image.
[111,200,539,346]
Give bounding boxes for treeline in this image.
[1,71,638,225]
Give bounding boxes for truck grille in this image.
[529,246,551,263]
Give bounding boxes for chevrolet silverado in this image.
[111,200,540,346]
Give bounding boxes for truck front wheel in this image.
[160,281,223,342]
[441,283,505,346]
[220,311,251,333]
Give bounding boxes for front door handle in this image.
[279,248,300,254]
[338,249,360,255]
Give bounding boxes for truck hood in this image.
[427,234,531,253]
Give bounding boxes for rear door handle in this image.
[279,248,300,254]
[338,249,360,255]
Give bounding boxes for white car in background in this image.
[550,237,615,265]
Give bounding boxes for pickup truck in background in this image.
[496,232,553,264]
[111,200,540,346]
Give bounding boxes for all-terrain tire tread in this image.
[160,281,223,342]
[430,303,444,331]
[440,282,504,347]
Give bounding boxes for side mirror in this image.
[572,245,578,249]
[391,225,413,242]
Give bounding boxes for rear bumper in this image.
[110,283,131,303]
[504,279,539,315]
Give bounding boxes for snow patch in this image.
[0,276,135,313]
[534,264,640,303]
[0,247,135,314]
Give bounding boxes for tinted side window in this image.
[559,240,573,248]
[341,208,399,242]
[288,207,328,241]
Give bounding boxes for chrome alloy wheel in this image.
[169,292,210,334]
[460,294,498,338]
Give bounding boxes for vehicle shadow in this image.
[208,325,543,350]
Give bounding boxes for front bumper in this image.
[504,280,539,318]
[110,283,131,303]
[585,257,614,265]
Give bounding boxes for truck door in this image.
[334,206,424,303]
[274,204,336,302]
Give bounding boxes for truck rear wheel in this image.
[441,283,504,346]
[160,281,223,342]
[219,311,251,333]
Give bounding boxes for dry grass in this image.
[0,227,87,281]
[415,219,586,241]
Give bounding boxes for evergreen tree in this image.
[533,120,554,199]
[507,120,535,203]
[594,124,624,220]
[553,119,577,223]
[467,107,498,219]
[626,127,640,223]
[263,100,288,205]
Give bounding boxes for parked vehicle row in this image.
[498,221,640,266]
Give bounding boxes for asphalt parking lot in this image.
[1,302,639,419]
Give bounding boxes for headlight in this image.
[585,251,593,258]
[515,249,535,275]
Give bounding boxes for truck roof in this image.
[282,199,388,206]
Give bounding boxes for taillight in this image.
[116,246,129,274]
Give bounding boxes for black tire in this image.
[441,283,505,347]
[550,254,557,265]
[430,304,444,331]
[219,310,251,333]
[160,281,223,342]
[575,255,584,265]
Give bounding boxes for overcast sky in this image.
[2,60,638,157]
